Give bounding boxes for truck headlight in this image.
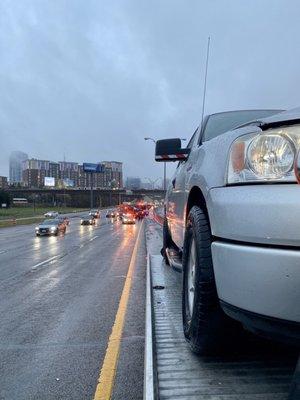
[247,134,294,178]
[227,125,300,184]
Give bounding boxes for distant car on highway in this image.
[116,211,123,220]
[89,209,100,219]
[44,211,59,218]
[35,219,66,236]
[122,213,136,224]
[81,215,96,225]
[156,108,300,353]
[106,211,116,218]
[136,209,146,220]
[57,216,70,226]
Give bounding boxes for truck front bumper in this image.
[209,185,300,344]
[212,241,300,344]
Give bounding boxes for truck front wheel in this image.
[182,205,238,355]
[161,217,171,265]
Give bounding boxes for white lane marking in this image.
[31,256,59,270]
[89,236,98,242]
[0,250,5,254]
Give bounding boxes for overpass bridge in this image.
[6,188,165,208]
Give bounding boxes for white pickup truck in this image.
[155,108,300,354]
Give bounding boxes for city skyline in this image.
[4,150,167,188]
[1,148,173,184]
[6,151,123,189]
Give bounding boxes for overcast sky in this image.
[1,0,300,180]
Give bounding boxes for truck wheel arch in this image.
[186,186,208,225]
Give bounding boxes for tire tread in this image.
[182,205,238,355]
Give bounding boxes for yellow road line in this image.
[93,221,144,400]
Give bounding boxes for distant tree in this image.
[0,190,11,207]
[110,179,118,189]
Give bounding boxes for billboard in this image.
[83,163,97,172]
[63,178,74,187]
[83,163,105,173]
[44,177,55,187]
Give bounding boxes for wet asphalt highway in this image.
[0,212,146,399]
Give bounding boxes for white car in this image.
[35,219,66,236]
[44,211,59,218]
[122,213,136,224]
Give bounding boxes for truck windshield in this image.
[203,110,283,141]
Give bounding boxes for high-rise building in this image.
[9,151,28,183]
[78,164,91,189]
[58,161,79,184]
[0,176,8,189]
[100,161,123,188]
[49,162,59,181]
[21,157,123,189]
[141,181,153,190]
[22,159,50,187]
[126,177,141,190]
[77,165,108,189]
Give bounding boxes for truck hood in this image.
[256,107,300,129]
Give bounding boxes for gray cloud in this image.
[0,0,300,180]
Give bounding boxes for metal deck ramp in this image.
[149,250,297,400]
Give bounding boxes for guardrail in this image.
[144,255,156,400]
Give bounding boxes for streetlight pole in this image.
[144,137,167,191]
[90,172,94,209]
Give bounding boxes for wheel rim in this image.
[187,238,196,316]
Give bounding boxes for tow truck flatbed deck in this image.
[145,219,298,399]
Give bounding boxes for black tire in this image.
[182,205,238,355]
[161,217,171,265]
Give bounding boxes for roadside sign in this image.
[83,163,105,173]
[83,163,98,173]
[63,178,74,187]
[1,203,7,208]
[44,177,55,187]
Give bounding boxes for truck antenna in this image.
[200,36,211,129]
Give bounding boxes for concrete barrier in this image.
[153,208,164,226]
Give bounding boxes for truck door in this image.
[168,128,200,249]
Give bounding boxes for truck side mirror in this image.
[155,138,190,162]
